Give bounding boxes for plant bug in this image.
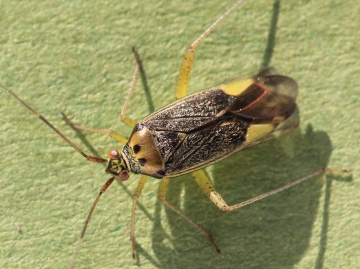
[0,1,348,266]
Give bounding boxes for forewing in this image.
[142,89,236,132]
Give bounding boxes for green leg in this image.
[159,178,220,253]
[175,0,246,99]
[175,50,194,99]
[130,175,148,258]
[120,47,143,128]
[60,47,147,144]
[63,47,142,137]
[192,168,329,211]
[61,112,128,144]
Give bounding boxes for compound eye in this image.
[108,149,120,159]
[118,170,129,181]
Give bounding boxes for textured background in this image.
[1,0,359,268]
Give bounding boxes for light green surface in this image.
[1,1,359,268]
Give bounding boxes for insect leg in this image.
[159,178,220,253]
[60,46,144,143]
[120,47,142,128]
[0,84,107,163]
[175,0,245,99]
[130,175,148,259]
[192,168,330,212]
[61,112,128,144]
[64,46,142,135]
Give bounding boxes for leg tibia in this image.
[175,49,194,99]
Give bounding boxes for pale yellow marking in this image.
[178,132,187,141]
[121,116,137,129]
[176,50,194,99]
[219,78,254,96]
[246,123,275,143]
[109,131,128,144]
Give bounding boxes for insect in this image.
[1,0,341,266]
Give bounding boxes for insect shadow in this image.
[149,122,338,269]
[261,0,280,69]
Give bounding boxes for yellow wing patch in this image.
[246,123,275,143]
[218,78,254,96]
